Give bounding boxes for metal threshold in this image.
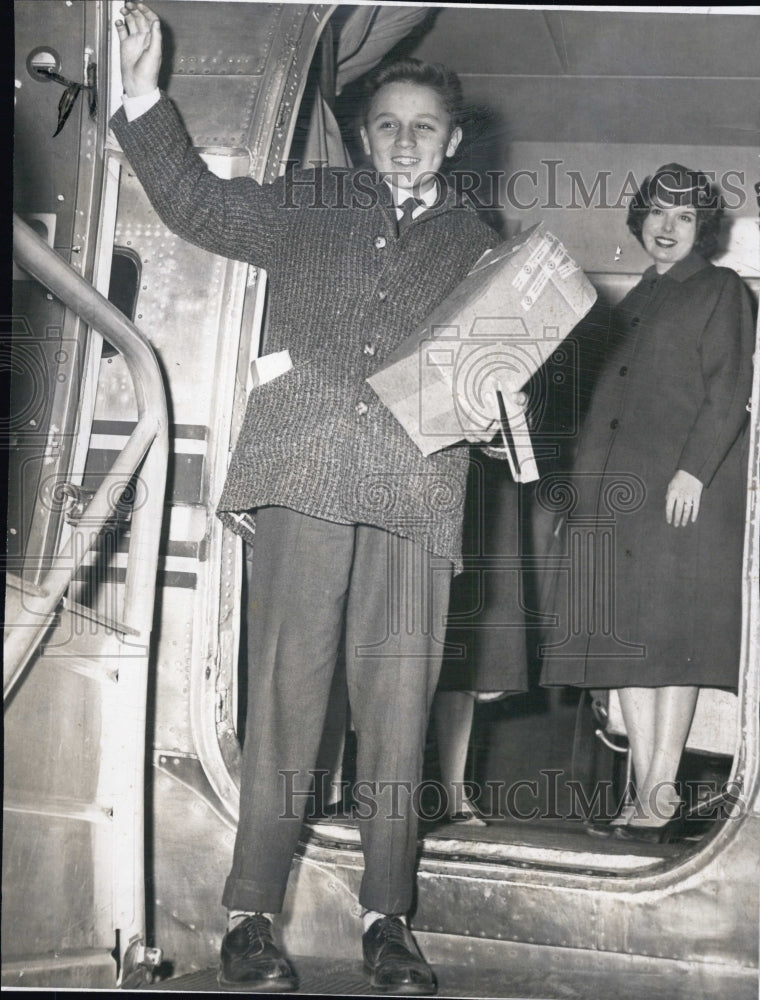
[304,814,705,875]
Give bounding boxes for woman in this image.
[541,164,755,842]
[113,3,514,992]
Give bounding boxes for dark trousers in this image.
[222,506,453,915]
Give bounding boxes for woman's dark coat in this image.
[438,451,529,694]
[541,251,755,688]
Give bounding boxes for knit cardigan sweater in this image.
[110,95,498,569]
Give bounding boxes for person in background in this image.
[541,164,755,841]
[433,452,529,825]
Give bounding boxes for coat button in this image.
[355,401,369,416]
[630,316,640,327]
[374,236,387,249]
[610,418,619,429]
[363,343,376,356]
[619,366,628,376]
[377,289,388,300]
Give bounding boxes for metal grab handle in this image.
[5,215,169,700]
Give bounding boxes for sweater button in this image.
[610,418,619,429]
[377,289,388,300]
[355,401,369,416]
[374,236,387,249]
[619,365,628,376]
[363,343,376,356]
[630,316,640,327]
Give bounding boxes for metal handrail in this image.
[4,215,169,700]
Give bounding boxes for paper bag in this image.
[367,222,597,476]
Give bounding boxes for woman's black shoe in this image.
[583,806,635,838]
[218,914,299,991]
[584,820,615,838]
[612,813,691,845]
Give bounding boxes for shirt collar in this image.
[382,177,442,210]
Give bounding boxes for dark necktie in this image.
[397,197,422,235]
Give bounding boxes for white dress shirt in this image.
[122,87,161,121]
[384,180,440,222]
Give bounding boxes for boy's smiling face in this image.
[360,81,462,196]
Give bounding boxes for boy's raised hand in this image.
[115,2,162,97]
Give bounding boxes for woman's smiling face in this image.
[641,203,698,273]
[360,81,462,195]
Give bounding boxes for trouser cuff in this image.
[222,874,285,915]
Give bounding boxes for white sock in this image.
[362,909,406,933]
[228,909,272,930]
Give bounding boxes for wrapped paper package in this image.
[367,222,597,480]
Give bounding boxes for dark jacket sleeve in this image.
[677,269,756,487]
[109,93,285,270]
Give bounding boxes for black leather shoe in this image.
[362,916,437,996]
[583,819,615,838]
[613,812,693,845]
[218,914,299,992]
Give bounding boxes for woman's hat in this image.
[646,163,717,208]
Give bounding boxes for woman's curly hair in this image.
[626,162,724,259]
